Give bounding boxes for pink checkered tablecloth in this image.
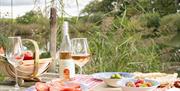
[26,74,180,91]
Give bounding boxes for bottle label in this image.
[64,67,70,80]
[59,59,75,79]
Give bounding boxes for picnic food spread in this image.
[31,72,180,91]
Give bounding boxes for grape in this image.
[110,74,122,79]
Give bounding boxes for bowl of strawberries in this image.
[118,78,160,91]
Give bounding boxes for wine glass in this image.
[6,37,24,90]
[71,38,90,74]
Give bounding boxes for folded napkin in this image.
[72,75,103,89]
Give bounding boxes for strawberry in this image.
[174,81,180,88]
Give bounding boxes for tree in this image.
[82,0,178,16]
[15,11,50,48]
[82,0,117,14]
[49,0,57,72]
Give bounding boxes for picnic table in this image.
[0,72,179,91]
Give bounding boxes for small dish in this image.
[103,78,123,87]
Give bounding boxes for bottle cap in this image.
[63,21,68,35]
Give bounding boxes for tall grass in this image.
[83,31,161,73]
[64,15,162,74]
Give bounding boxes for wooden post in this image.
[49,7,57,72]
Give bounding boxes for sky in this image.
[0,0,92,18]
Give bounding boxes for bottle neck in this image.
[63,28,68,36]
[63,21,69,36]
[60,21,71,53]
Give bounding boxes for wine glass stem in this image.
[15,67,19,89]
[80,66,82,75]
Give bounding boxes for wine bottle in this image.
[59,21,75,80]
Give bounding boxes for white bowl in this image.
[118,78,160,91]
[104,78,123,87]
[92,72,134,87]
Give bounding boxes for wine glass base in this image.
[14,84,20,90]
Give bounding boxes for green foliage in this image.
[87,12,105,23]
[82,0,122,14]
[0,73,5,81]
[40,52,51,58]
[82,22,161,73]
[13,24,34,36]
[0,19,15,36]
[83,0,177,16]
[140,13,160,28]
[81,0,101,14]
[15,11,50,48]
[56,15,163,73]
[16,11,43,24]
[0,34,9,50]
[161,14,180,31]
[154,0,177,16]
[56,8,180,73]
[1,0,180,74]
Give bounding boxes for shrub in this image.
[0,34,10,51]
[16,11,43,24]
[87,12,105,23]
[140,13,161,28]
[160,14,180,35]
